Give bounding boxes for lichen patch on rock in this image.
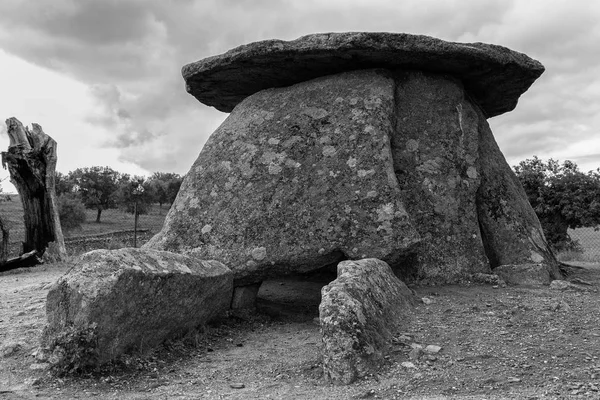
[41,248,233,370]
[320,258,416,384]
[146,69,420,285]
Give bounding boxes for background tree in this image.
[69,166,127,223]
[116,176,154,247]
[57,193,87,231]
[116,176,154,215]
[55,171,75,196]
[514,156,600,250]
[147,172,183,210]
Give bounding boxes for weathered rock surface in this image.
[390,70,490,282]
[319,258,416,385]
[41,248,232,368]
[475,115,562,279]
[494,264,551,286]
[147,32,560,285]
[146,69,420,285]
[183,32,544,117]
[231,283,262,309]
[550,280,585,291]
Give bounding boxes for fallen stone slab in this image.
[320,258,416,384]
[494,264,551,286]
[41,248,232,371]
[182,32,544,117]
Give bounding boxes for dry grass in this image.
[63,206,167,238]
[557,227,600,263]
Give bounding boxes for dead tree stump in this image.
[0,214,9,264]
[1,117,66,262]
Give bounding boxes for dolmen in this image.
[146,32,560,290]
[42,32,559,373]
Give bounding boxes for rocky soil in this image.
[1,261,600,399]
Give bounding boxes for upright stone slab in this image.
[390,71,489,282]
[146,69,420,285]
[320,258,416,384]
[475,115,562,279]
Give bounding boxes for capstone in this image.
[183,32,544,118]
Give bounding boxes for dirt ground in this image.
[2,262,600,399]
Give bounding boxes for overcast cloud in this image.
[0,0,599,180]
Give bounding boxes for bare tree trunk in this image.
[1,117,66,262]
[0,214,9,264]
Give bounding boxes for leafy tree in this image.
[116,176,154,248]
[116,176,154,215]
[55,172,75,196]
[58,193,87,230]
[147,172,183,209]
[514,157,600,250]
[68,166,127,223]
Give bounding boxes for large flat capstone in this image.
[183,32,544,118]
[41,248,232,369]
[320,258,416,384]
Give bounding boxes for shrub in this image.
[514,157,600,250]
[58,194,87,230]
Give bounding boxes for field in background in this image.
[0,194,598,262]
[558,227,600,263]
[0,194,167,258]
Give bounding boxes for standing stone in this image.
[391,71,490,282]
[41,248,232,369]
[146,69,420,285]
[476,115,562,279]
[320,258,416,384]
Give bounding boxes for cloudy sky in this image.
[0,0,599,193]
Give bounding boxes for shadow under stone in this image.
[256,267,338,322]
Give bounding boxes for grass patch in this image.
[557,250,600,263]
[64,207,167,238]
[0,194,168,258]
[556,227,600,263]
